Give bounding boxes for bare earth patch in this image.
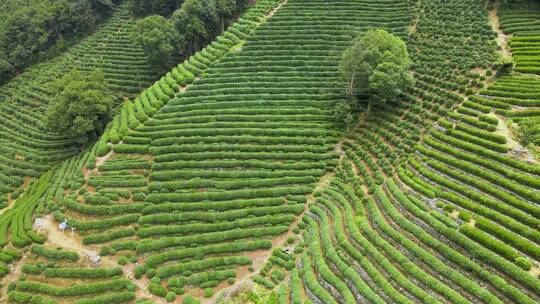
[448,210,460,219]
[37,215,114,267]
[529,266,540,278]
[491,114,537,163]
[488,7,512,58]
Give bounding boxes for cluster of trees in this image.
[128,0,181,16]
[131,0,248,70]
[45,69,114,144]
[0,0,119,83]
[337,29,414,128]
[132,16,178,70]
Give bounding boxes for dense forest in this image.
[0,0,120,83]
[131,0,248,71]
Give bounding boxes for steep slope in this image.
[0,1,157,208]
[285,1,540,303]
[5,0,414,301]
[3,0,540,303]
[481,4,540,146]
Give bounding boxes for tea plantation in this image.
[0,1,160,210]
[0,0,538,303]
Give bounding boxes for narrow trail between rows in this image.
[488,7,512,58]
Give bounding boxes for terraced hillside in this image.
[1,0,415,301]
[500,5,540,74]
[0,1,157,208]
[0,0,287,295]
[9,244,136,303]
[43,0,416,300]
[1,0,539,303]
[282,1,540,303]
[479,4,540,146]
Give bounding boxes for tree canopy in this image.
[45,69,114,143]
[172,0,247,56]
[0,0,118,83]
[128,0,181,17]
[132,15,179,70]
[517,118,538,147]
[339,29,414,122]
[131,0,247,70]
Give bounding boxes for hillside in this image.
[0,1,158,209]
[0,0,539,303]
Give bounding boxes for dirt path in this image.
[488,5,512,58]
[123,264,166,303]
[38,215,117,267]
[267,0,287,18]
[491,114,537,163]
[0,252,29,302]
[529,266,540,278]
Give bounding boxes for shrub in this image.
[148,282,167,297]
[31,245,79,262]
[166,291,176,302]
[286,236,296,244]
[117,256,129,265]
[515,257,533,271]
[146,268,156,279]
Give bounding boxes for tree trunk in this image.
[348,76,355,102]
[221,13,225,32]
[367,95,372,117]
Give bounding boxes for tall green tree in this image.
[45,69,113,143]
[0,51,13,81]
[339,29,414,117]
[132,15,179,70]
[172,0,247,56]
[128,0,181,17]
[172,0,218,56]
[517,118,537,147]
[216,0,245,31]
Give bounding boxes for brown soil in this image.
[36,216,167,301]
[95,148,115,167]
[0,252,29,301]
[209,168,335,303]
[38,215,116,266]
[448,210,460,219]
[488,7,512,58]
[529,266,540,278]
[491,114,537,163]
[472,67,487,76]
[123,264,166,303]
